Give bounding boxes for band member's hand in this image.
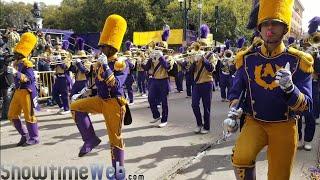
[227,107,243,119]
[275,62,294,93]
[150,50,163,62]
[54,55,62,61]
[76,58,82,63]
[79,87,92,98]
[97,53,108,65]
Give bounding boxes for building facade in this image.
[289,0,304,39]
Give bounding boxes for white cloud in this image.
[300,0,320,33]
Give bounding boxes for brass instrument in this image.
[224,49,234,59]
[309,32,320,45]
[154,46,174,54]
[200,46,213,52]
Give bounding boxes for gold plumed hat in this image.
[98,14,127,51]
[14,32,37,57]
[258,0,294,30]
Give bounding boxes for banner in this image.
[133,29,183,46]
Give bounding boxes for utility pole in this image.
[214,5,219,47]
[198,0,203,38]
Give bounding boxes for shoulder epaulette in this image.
[235,46,255,69]
[288,47,314,73]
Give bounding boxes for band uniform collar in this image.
[261,42,285,58]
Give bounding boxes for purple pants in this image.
[52,77,69,111]
[125,75,134,103]
[137,71,147,94]
[175,71,184,92]
[185,73,193,96]
[192,82,213,130]
[312,80,319,119]
[219,73,232,99]
[148,78,169,123]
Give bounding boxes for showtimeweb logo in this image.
[0,162,144,180]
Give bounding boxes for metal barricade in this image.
[35,71,55,100]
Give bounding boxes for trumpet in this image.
[154,46,174,54]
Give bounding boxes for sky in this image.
[300,0,319,33]
[3,0,319,32]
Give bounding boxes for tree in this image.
[0,2,33,29]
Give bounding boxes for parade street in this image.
[1,87,318,180]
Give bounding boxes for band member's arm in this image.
[229,52,247,107]
[126,59,135,69]
[76,61,89,74]
[283,73,313,112]
[68,64,76,73]
[281,49,314,112]
[202,55,214,72]
[15,66,35,84]
[143,58,152,71]
[159,56,170,70]
[229,67,246,107]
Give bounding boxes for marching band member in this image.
[136,51,148,97]
[228,0,313,178]
[174,47,185,93]
[70,14,131,174]
[123,40,135,105]
[307,17,320,124]
[51,53,71,114]
[8,32,40,146]
[145,27,171,128]
[182,45,196,98]
[190,39,217,134]
[219,40,235,102]
[297,16,320,151]
[69,57,91,98]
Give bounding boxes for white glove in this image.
[54,55,62,61]
[195,51,205,62]
[80,87,92,97]
[7,66,17,74]
[227,107,243,119]
[76,58,82,63]
[72,87,92,102]
[97,53,108,65]
[150,50,163,62]
[275,62,294,93]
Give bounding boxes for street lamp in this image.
[178,0,191,43]
[197,0,203,38]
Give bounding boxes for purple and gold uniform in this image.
[69,52,90,97]
[8,32,40,146]
[175,47,185,92]
[144,55,171,124]
[229,0,314,179]
[190,48,216,132]
[182,58,193,97]
[123,45,136,104]
[136,54,147,95]
[51,55,71,113]
[70,14,128,173]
